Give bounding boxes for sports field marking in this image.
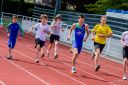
[0,54,50,85]
[1,41,117,85]
[0,43,87,85]
[0,80,6,85]
[59,49,122,78]
[17,39,118,85]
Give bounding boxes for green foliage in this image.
[85,0,126,14]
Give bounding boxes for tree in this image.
[85,0,125,14]
[18,0,25,14]
[68,0,98,12]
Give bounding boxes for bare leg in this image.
[7,48,12,59]
[47,43,53,58]
[41,47,45,58]
[71,48,78,73]
[94,48,101,72]
[54,41,59,59]
[36,45,40,63]
[9,48,11,57]
[94,48,100,66]
[123,58,127,80]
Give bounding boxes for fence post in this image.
[54,0,61,16]
[106,38,111,55]
[0,12,3,26]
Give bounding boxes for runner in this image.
[68,15,89,73]
[121,31,128,80]
[46,14,64,59]
[29,14,50,63]
[91,15,113,72]
[7,15,24,59]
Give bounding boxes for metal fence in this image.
[33,7,128,35]
[1,12,123,62]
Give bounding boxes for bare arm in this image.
[91,28,96,41]
[67,23,76,41]
[120,39,125,47]
[84,24,90,42]
[29,23,39,33]
[106,33,113,38]
[29,26,35,33]
[51,20,57,29]
[120,33,125,47]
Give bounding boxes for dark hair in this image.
[78,15,85,19]
[12,15,18,19]
[40,14,48,19]
[54,14,62,20]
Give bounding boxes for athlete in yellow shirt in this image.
[92,16,113,72]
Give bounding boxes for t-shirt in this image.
[50,20,62,36]
[92,24,113,44]
[7,22,24,38]
[33,23,50,41]
[121,31,128,46]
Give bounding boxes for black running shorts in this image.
[50,34,60,43]
[123,46,128,59]
[94,42,105,53]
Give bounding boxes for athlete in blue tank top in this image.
[72,23,86,54]
[7,16,24,59]
[68,15,89,73]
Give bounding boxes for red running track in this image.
[0,29,128,85]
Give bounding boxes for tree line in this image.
[0,0,128,16]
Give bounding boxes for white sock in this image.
[47,50,49,54]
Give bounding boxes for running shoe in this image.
[54,55,58,59]
[7,56,12,60]
[35,58,39,63]
[123,75,127,80]
[71,67,77,73]
[95,65,100,72]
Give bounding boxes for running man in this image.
[91,16,113,72]
[7,15,24,59]
[121,31,128,80]
[29,14,50,63]
[46,14,64,59]
[68,15,89,73]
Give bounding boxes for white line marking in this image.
[18,40,118,85]
[0,34,119,85]
[0,80,6,85]
[58,54,117,85]
[24,43,117,85]
[0,55,49,85]
[60,48,122,78]
[3,41,116,85]
[0,43,87,85]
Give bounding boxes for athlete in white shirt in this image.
[29,14,50,63]
[121,31,128,80]
[46,14,64,59]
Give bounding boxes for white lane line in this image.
[60,48,122,78]
[0,43,87,85]
[17,40,118,85]
[0,80,6,85]
[0,55,49,85]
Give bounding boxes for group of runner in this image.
[6,14,128,80]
